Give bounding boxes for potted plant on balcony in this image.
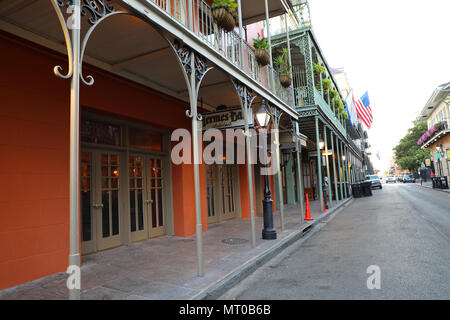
[313,62,325,77]
[330,88,339,100]
[253,36,270,66]
[334,98,343,112]
[343,111,349,120]
[321,78,331,91]
[212,0,238,32]
[274,49,292,88]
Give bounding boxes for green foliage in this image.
[330,89,339,99]
[321,78,331,91]
[313,62,325,75]
[274,54,286,67]
[212,0,238,13]
[334,98,342,108]
[393,121,430,173]
[253,37,269,51]
[343,111,349,120]
[273,48,291,77]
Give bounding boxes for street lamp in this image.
[255,99,277,240]
[319,140,325,149]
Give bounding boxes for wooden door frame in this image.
[206,164,241,225]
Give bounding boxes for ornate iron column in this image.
[330,131,339,203]
[169,40,213,276]
[232,80,257,247]
[323,125,332,208]
[267,104,285,231]
[303,33,315,105]
[340,140,348,199]
[345,145,350,196]
[50,0,127,300]
[285,13,295,105]
[336,136,343,201]
[293,121,304,224]
[315,116,324,212]
[264,0,274,90]
[237,0,244,70]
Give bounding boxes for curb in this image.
[415,184,450,194]
[191,197,353,300]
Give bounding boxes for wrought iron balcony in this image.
[149,0,293,106]
[418,119,450,148]
[291,66,346,136]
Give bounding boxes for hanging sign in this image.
[202,108,253,131]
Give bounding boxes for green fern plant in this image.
[313,62,325,76]
[212,0,238,13]
[253,37,269,52]
[330,89,339,99]
[321,78,331,91]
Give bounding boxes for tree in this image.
[393,121,430,173]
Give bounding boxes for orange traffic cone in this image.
[322,194,327,213]
[304,193,314,221]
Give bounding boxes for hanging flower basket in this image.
[212,8,236,32]
[255,49,270,66]
[280,75,292,88]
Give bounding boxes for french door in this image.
[206,164,238,224]
[129,155,165,242]
[81,150,122,254]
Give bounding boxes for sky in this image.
[307,0,450,173]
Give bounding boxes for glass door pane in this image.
[206,165,216,218]
[129,155,144,233]
[81,152,92,242]
[148,158,164,237]
[101,153,120,238]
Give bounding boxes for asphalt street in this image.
[220,183,450,300]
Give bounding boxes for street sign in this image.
[425,159,431,166]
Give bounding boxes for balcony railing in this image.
[149,0,293,107]
[314,89,346,136]
[292,66,312,105]
[290,65,346,135]
[418,119,450,146]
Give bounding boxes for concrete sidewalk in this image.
[0,197,352,300]
[415,180,450,193]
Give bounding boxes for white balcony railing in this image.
[149,0,293,107]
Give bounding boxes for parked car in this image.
[386,175,396,183]
[365,175,382,189]
[403,174,416,183]
[397,175,404,182]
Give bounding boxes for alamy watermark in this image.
[66,265,81,290]
[366,265,381,290]
[171,127,281,175]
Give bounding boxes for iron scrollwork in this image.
[173,40,209,82]
[58,0,115,26]
[267,104,283,128]
[232,80,256,110]
[51,0,130,86]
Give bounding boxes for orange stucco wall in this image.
[0,33,210,289]
[238,164,257,219]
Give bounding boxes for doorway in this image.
[129,155,165,243]
[206,164,240,224]
[81,150,123,254]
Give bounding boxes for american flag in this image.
[353,91,373,129]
